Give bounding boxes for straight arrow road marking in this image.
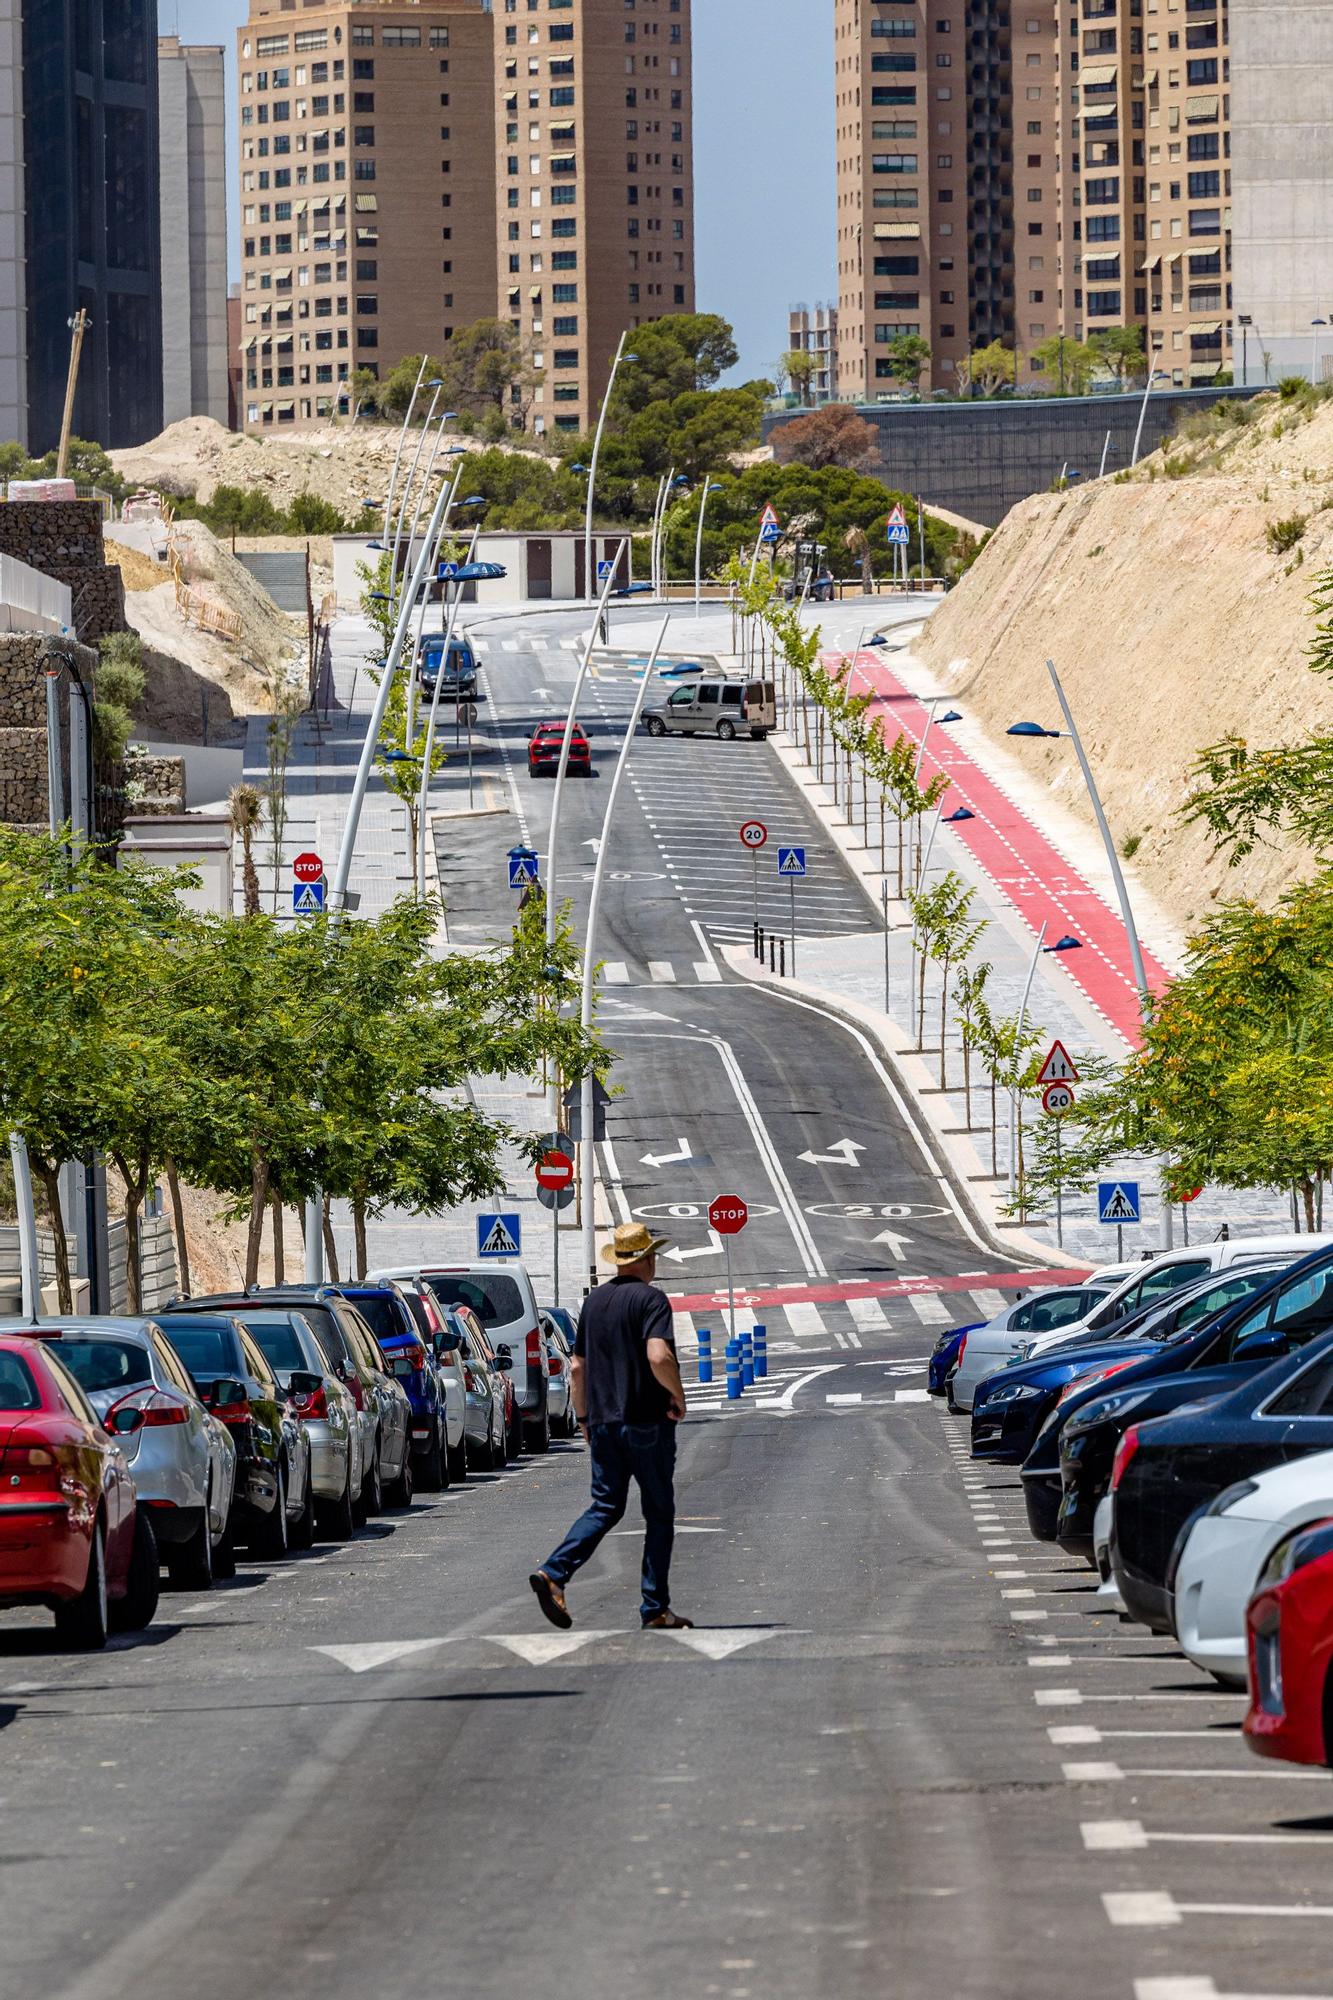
[312,1638,456,1673]
[489,1630,624,1665]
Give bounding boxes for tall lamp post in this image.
[380,359,432,547]
[582,332,637,598]
[1131,366,1169,467]
[693,481,722,619]
[1312,317,1327,388]
[1236,313,1252,388]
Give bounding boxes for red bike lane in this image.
[830,647,1172,1045]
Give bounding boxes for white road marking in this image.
[784,1302,827,1338]
[826,1392,863,1406]
[893,1388,931,1403]
[312,1638,455,1673]
[754,1365,841,1410]
[1063,1762,1124,1783]
[489,1630,622,1665]
[907,1292,952,1325]
[1102,1892,1182,1928]
[667,1628,776,1659]
[848,1296,889,1332]
[604,962,631,983]
[1135,1979,1333,2000]
[648,961,677,983]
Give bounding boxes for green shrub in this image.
[1266,515,1307,555]
[1278,376,1308,402]
[93,632,146,762]
[1121,833,1142,859]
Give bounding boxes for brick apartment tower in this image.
[834,0,1062,401]
[493,0,696,435]
[236,0,497,431]
[1055,0,1232,386]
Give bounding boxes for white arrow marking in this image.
[530,687,552,700]
[796,1138,867,1168]
[488,1629,623,1665]
[312,1638,455,1674]
[640,1138,694,1168]
[661,1229,724,1264]
[582,837,602,854]
[664,1628,778,1660]
[870,1227,914,1261]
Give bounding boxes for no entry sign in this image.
[708,1193,748,1236]
[536,1149,574,1192]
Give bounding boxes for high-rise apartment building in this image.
[237,0,497,431]
[159,38,230,427]
[0,0,24,446]
[1056,0,1232,387]
[493,0,696,434]
[788,304,839,403]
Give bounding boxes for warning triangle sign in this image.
[479,1216,520,1257]
[887,504,907,527]
[759,503,779,529]
[1101,1185,1138,1222]
[1037,1039,1080,1086]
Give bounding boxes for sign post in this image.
[777,846,806,973]
[708,1193,748,1345]
[1042,1083,1075,1247]
[535,1137,575,1305]
[739,820,767,952]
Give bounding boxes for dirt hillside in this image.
[915,392,1333,933]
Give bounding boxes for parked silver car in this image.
[229,1306,363,1540]
[18,1317,238,1589]
[540,1308,579,1438]
[442,1305,507,1470]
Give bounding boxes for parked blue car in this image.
[929,1322,983,1398]
[336,1282,450,1491]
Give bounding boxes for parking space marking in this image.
[1106,1890,1333,1928]
[1087,1820,1333,1851]
[1135,1980,1333,2000]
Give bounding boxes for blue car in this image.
[658,660,705,680]
[929,1322,983,1397]
[336,1282,450,1491]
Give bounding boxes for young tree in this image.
[884,333,932,391]
[954,959,992,1130]
[1090,324,1146,387]
[959,342,1016,397]
[439,319,539,426]
[228,782,264,918]
[1032,335,1098,395]
[779,347,819,404]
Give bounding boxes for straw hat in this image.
[600,1221,671,1268]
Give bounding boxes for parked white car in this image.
[949,1284,1113,1412]
[1172,1450,1333,1685]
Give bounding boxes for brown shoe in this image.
[642,1610,694,1630]
[529,1570,572,1630]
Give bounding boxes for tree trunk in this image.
[896,812,904,899]
[1016,1107,1027,1221]
[165,1154,191,1298]
[112,1149,152,1316]
[962,1032,973,1129]
[34,1162,73,1314]
[244,1154,270,1289]
[1303,1177,1317,1232]
[917,940,929,1048]
[271,1195,285,1285]
[240,829,260,918]
[353,1196,369,1280]
[990,1075,999,1176]
[322,1196,342,1284]
[939,957,950,1087]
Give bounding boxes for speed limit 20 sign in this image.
[738,821,768,850]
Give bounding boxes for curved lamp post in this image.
[1130,367,1169,467]
[380,360,433,546]
[582,334,638,598]
[693,481,722,619]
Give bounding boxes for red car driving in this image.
[528,721,591,777]
[0,1335,159,1649]
[1244,1518,1333,1768]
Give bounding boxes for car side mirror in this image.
[494,1345,513,1372]
[1233,1330,1289,1365]
[207,1377,247,1410]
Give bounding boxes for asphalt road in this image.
[5,609,1327,2000]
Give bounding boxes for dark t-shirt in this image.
[575,1276,675,1425]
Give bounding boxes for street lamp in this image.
[694,480,723,619]
[1131,366,1170,467]
[1312,318,1327,388]
[1236,313,1252,388]
[583,333,638,598]
[381,368,440,547]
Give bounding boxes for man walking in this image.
[530,1223,693,1631]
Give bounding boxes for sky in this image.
[157,0,835,384]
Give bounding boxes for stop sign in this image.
[293,851,324,884]
[536,1149,574,1192]
[708,1193,748,1236]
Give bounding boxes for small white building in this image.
[118,814,233,916]
[332,529,635,612]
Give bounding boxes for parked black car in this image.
[155,1312,314,1557]
[1013,1262,1292,1547]
[1113,1297,1333,1633]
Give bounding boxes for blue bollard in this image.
[725,1339,742,1401]
[697,1326,713,1386]
[740,1326,754,1389]
[753,1323,768,1379]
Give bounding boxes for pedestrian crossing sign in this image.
[477,1212,522,1258]
[1098,1181,1141,1224]
[777,846,807,877]
[292,880,326,917]
[508,851,539,889]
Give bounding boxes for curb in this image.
[719,943,1087,1275]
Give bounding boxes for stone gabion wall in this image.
[124,750,185,814]
[0,631,94,832]
[0,502,127,641]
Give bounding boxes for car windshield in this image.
[0,1351,39,1410]
[56,1338,152,1396]
[235,1313,310,1375]
[155,1317,238,1379]
[426,1274,525,1326]
[343,1293,407,1343]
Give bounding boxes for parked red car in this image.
[528,721,591,777]
[1244,1518,1333,1768]
[0,1335,159,1649]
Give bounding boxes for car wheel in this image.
[447,1431,468,1483]
[361,1439,384,1517]
[419,1422,445,1492]
[524,1405,551,1456]
[289,1462,316,1551]
[385,1441,414,1510]
[165,1499,213,1591]
[317,1459,358,1542]
[255,1459,290,1560]
[55,1521,109,1652]
[644,716,666,737]
[717,720,736,741]
[110,1510,160,1634]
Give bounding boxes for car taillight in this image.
[422,1298,443,1333]
[548,1352,564,1375]
[525,1328,542,1368]
[213,1394,252,1428]
[1110,1425,1140,1493]
[1,1444,58,1491]
[957,1334,968,1363]
[290,1385,329,1421]
[107,1391,191,1431]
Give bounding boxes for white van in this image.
[952,1234,1331,1409]
[643,677,776,741]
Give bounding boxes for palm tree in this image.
[228,781,264,918]
[844,524,875,592]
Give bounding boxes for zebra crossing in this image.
[669,1287,1006,1360]
[603,958,722,986]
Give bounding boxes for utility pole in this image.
[56,311,89,480]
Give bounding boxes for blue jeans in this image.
[542,1421,677,1622]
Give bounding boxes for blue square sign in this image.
[477,1212,522,1258]
[1098,1181,1141,1225]
[777,846,807,878]
[292,880,326,917]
